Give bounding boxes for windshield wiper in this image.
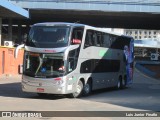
[35,56,43,75]
[35,75,46,78]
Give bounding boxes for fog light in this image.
[58,87,62,91]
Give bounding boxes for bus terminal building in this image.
[0,0,28,76]
[1,0,160,76]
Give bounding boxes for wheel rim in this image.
[117,80,121,88]
[122,79,125,86]
[76,84,82,94]
[75,81,83,95]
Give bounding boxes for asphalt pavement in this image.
[0,70,160,120]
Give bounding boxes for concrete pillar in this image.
[27,23,30,28]
[18,20,22,44]
[26,23,30,33]
[8,19,12,41]
[0,18,2,46]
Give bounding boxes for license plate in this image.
[37,88,44,92]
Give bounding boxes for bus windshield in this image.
[23,51,65,78]
[26,26,70,48]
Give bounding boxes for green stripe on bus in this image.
[99,50,112,57]
[99,50,106,57]
[73,77,76,81]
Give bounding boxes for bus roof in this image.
[33,22,86,27]
[33,22,133,39]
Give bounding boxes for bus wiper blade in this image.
[35,76,46,78]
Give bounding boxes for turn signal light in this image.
[54,77,62,81]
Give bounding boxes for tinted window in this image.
[80,60,92,73]
[84,30,106,48]
[72,27,84,40]
[96,32,102,47]
[26,26,70,48]
[84,29,132,50]
[84,30,93,48]
[110,36,131,50]
[67,48,81,73]
[102,33,111,47]
[23,52,65,78]
[80,59,120,73]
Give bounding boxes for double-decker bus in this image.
[15,22,134,98]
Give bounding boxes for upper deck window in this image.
[26,26,70,48]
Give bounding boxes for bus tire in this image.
[68,80,83,98]
[116,77,122,89]
[121,76,127,89]
[83,80,92,96]
[37,93,48,97]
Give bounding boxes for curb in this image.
[135,61,157,79]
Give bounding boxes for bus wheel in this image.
[116,77,121,89]
[68,80,83,98]
[83,81,91,96]
[121,78,126,89]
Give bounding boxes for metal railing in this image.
[8,0,160,6]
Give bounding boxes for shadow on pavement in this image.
[79,69,160,111]
[0,71,160,111]
[81,82,160,111]
[0,82,65,100]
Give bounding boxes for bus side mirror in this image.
[14,44,25,58]
[72,39,81,44]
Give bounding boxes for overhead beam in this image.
[0,0,29,18]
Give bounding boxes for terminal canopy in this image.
[0,0,29,18]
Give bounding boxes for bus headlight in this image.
[53,80,63,85]
[53,77,63,85]
[57,80,63,85]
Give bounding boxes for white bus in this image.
[15,22,134,98]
